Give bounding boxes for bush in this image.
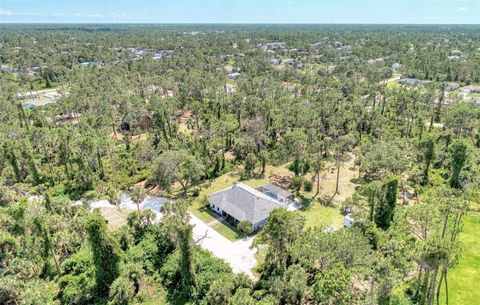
[200,195,209,208]
[290,176,304,195]
[303,180,313,192]
[237,221,253,236]
[191,188,200,197]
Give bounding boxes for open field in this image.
[439,213,480,305]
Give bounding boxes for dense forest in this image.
[0,24,479,305]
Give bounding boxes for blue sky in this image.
[0,0,479,24]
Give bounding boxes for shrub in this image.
[191,188,200,197]
[237,221,253,236]
[200,195,209,208]
[303,180,313,192]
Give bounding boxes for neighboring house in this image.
[227,72,241,79]
[224,65,234,73]
[22,103,36,110]
[398,78,427,87]
[461,85,480,93]
[16,91,39,100]
[270,58,280,65]
[344,214,354,228]
[283,59,294,65]
[444,83,460,92]
[208,182,288,231]
[392,63,403,70]
[256,183,294,204]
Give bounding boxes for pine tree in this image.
[86,213,122,296]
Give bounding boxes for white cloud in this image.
[0,9,12,16]
[111,12,128,19]
[458,6,467,12]
[0,10,43,17]
[52,12,104,18]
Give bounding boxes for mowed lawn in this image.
[439,212,480,305]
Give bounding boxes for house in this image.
[344,214,354,228]
[270,58,280,65]
[22,103,36,110]
[224,65,234,73]
[398,78,427,87]
[208,182,288,231]
[283,59,294,65]
[444,83,460,92]
[16,91,39,100]
[392,63,403,71]
[256,183,294,204]
[227,72,241,79]
[461,85,480,93]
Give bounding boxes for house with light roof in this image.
[208,182,289,231]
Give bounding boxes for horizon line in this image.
[1,22,480,26]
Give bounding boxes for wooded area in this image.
[0,24,479,305]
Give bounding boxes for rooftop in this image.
[208,182,287,225]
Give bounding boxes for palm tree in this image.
[130,187,146,212]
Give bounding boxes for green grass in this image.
[466,92,480,98]
[212,221,242,241]
[298,203,344,229]
[438,213,480,305]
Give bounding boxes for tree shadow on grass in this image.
[299,194,336,212]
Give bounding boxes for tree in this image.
[359,140,408,180]
[449,140,468,188]
[108,187,121,209]
[237,221,253,236]
[290,176,304,197]
[278,264,308,305]
[254,209,305,275]
[108,276,135,305]
[330,134,355,200]
[86,213,122,296]
[309,139,326,201]
[282,129,308,167]
[130,187,146,212]
[229,288,256,305]
[161,200,196,295]
[375,177,398,230]
[206,275,235,305]
[313,264,353,305]
[152,150,205,195]
[419,134,435,185]
[243,153,257,178]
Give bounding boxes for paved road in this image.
[89,194,258,280]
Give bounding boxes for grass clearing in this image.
[212,221,242,241]
[299,203,344,229]
[439,212,480,305]
[100,207,131,229]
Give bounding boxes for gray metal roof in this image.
[259,183,292,198]
[208,183,287,225]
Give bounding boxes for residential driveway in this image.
[189,213,258,279]
[89,194,258,280]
